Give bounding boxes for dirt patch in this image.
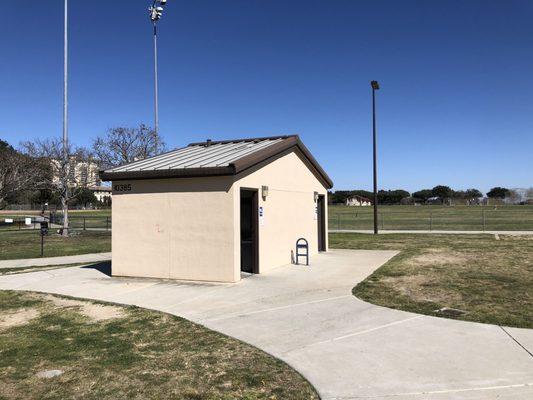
[0,308,39,329]
[410,248,469,266]
[43,295,125,322]
[382,274,463,304]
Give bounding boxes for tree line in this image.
[329,185,532,205]
[0,125,166,235]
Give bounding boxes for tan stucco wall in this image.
[233,149,329,274]
[111,149,329,282]
[111,177,236,282]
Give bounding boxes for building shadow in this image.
[81,261,111,277]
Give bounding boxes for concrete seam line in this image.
[290,315,424,352]
[324,382,533,399]
[201,295,352,322]
[499,325,533,358]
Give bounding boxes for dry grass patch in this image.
[331,233,533,328]
[0,291,318,399]
[0,308,40,330]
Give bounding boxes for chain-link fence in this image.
[329,206,533,231]
[0,215,111,232]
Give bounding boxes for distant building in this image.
[345,195,372,206]
[52,159,101,188]
[88,186,112,203]
[425,196,441,205]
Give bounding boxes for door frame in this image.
[240,188,259,274]
[317,194,326,252]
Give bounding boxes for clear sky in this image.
[1,0,532,193]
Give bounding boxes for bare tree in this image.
[0,140,47,209]
[20,138,97,236]
[526,187,533,201]
[92,124,166,169]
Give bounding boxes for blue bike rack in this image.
[295,238,309,266]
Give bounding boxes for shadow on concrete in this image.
[81,261,111,277]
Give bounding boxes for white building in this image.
[345,195,372,206]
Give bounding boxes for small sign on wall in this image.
[314,205,318,220]
[259,206,265,226]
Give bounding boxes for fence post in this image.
[106,217,109,231]
[482,209,486,232]
[337,214,340,230]
[429,212,432,231]
[381,213,384,230]
[83,217,86,231]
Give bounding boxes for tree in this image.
[20,138,96,236]
[92,124,166,169]
[73,188,97,208]
[505,189,521,205]
[412,189,433,203]
[486,187,509,199]
[0,139,47,209]
[465,188,482,199]
[431,185,453,204]
[377,189,410,205]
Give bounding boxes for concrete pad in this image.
[0,249,531,400]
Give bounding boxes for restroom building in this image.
[100,135,333,282]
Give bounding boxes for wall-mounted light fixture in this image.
[262,185,269,200]
[314,191,319,203]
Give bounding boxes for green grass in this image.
[0,231,111,260]
[330,232,533,328]
[329,204,533,231]
[0,291,318,400]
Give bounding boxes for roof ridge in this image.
[187,134,299,147]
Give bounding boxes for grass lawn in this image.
[0,291,317,400]
[329,204,533,231]
[0,231,111,260]
[330,233,533,329]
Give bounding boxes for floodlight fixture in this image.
[371,80,380,90]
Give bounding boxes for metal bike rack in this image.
[295,238,309,266]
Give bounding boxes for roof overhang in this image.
[100,135,333,189]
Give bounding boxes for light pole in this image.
[62,0,69,236]
[371,80,380,235]
[148,0,168,135]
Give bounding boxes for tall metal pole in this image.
[153,23,159,135]
[372,85,378,234]
[62,0,69,235]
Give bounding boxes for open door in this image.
[240,189,259,273]
[317,194,326,252]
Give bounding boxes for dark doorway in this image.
[317,194,326,251]
[240,189,259,273]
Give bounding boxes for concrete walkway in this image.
[0,252,111,269]
[330,229,533,235]
[0,250,532,399]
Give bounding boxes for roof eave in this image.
[99,165,235,181]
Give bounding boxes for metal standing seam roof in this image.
[105,137,285,172]
[100,135,333,188]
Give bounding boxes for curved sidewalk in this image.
[0,252,111,269]
[0,249,532,399]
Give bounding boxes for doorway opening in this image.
[317,194,326,251]
[240,189,259,273]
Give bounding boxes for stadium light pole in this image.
[371,80,380,235]
[62,0,69,236]
[148,0,168,135]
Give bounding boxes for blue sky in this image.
[1,0,532,193]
